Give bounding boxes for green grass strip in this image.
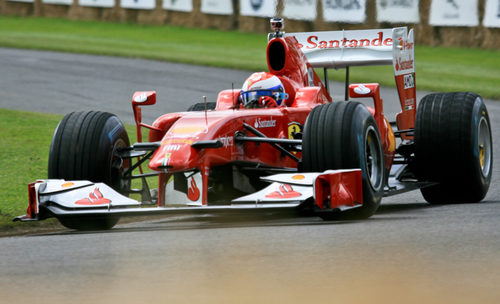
[0,16,499,99]
[0,109,60,230]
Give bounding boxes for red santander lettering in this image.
[303,32,392,50]
[372,32,383,46]
[306,35,318,49]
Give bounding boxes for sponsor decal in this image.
[403,73,415,89]
[133,92,148,103]
[162,139,194,145]
[171,126,207,134]
[165,144,182,152]
[394,38,414,73]
[404,98,416,110]
[162,152,172,167]
[254,118,277,129]
[218,136,234,147]
[353,84,371,95]
[265,184,302,199]
[75,188,111,205]
[61,182,75,188]
[187,177,200,201]
[292,174,305,180]
[165,171,203,206]
[398,37,414,51]
[301,31,392,50]
[393,28,415,77]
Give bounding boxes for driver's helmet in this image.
[240,72,287,108]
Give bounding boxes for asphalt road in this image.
[1,48,499,304]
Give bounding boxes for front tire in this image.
[414,92,492,204]
[48,111,130,230]
[302,101,384,219]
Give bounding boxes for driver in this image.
[240,72,288,108]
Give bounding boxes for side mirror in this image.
[349,83,384,135]
[132,91,156,106]
[132,91,157,142]
[349,83,379,99]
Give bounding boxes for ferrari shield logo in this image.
[288,122,301,139]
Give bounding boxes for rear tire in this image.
[414,92,492,204]
[302,102,384,219]
[48,111,130,230]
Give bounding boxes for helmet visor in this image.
[240,90,287,108]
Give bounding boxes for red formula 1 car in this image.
[16,18,493,230]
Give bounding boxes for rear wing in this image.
[287,27,416,132]
[287,27,413,70]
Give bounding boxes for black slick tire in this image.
[48,111,130,230]
[302,101,385,220]
[414,92,492,204]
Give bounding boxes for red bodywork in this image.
[131,35,405,208]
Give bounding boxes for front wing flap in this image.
[234,169,363,211]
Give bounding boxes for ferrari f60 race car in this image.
[15,18,493,230]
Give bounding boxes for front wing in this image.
[14,170,363,223]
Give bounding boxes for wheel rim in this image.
[478,116,492,178]
[110,138,131,194]
[365,126,383,190]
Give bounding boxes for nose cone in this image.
[148,110,240,172]
[149,140,199,172]
[149,116,210,172]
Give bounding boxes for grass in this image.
[0,109,61,230]
[0,16,499,99]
